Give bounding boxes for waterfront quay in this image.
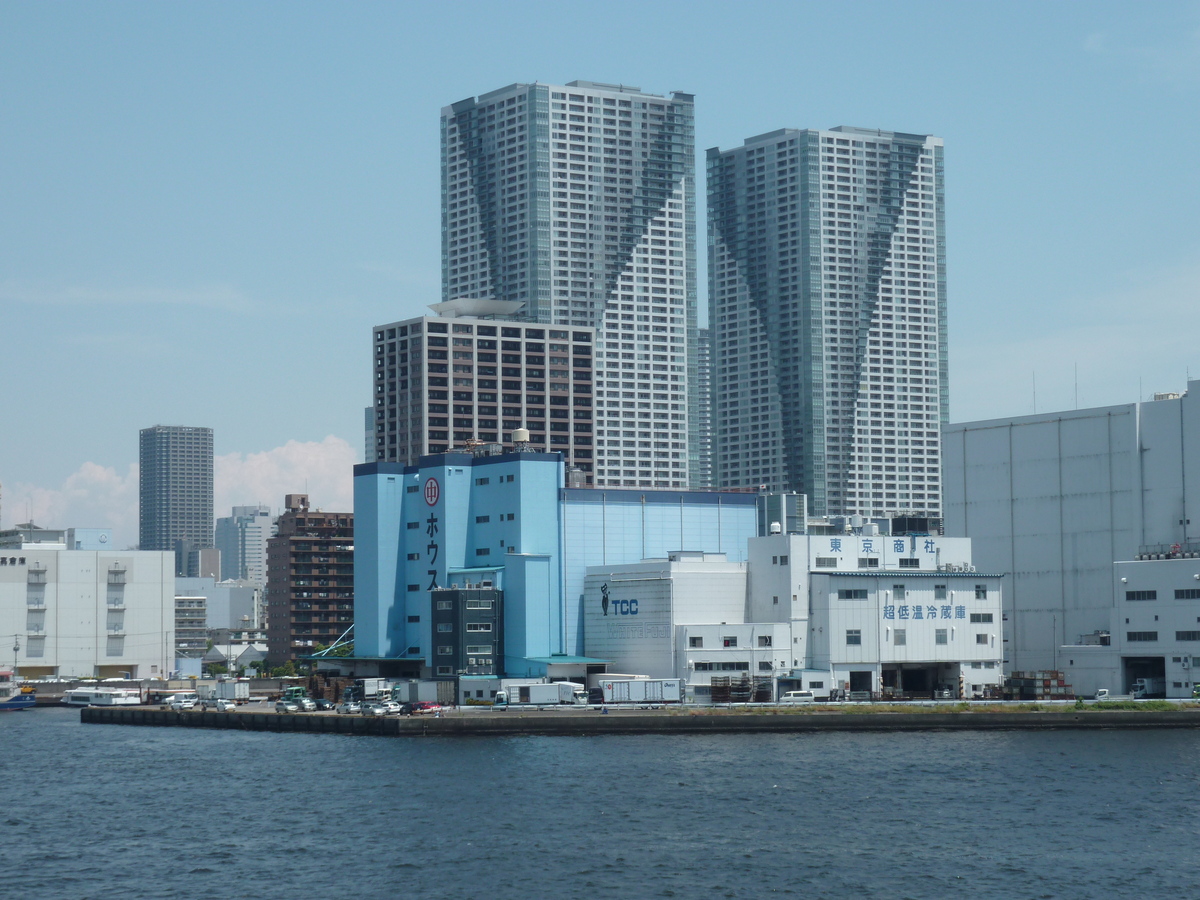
[82,704,1200,736]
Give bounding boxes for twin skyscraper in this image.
[372,80,945,519]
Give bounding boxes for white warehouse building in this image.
[583,527,1003,700]
[0,526,175,679]
[944,380,1200,691]
[1063,555,1200,699]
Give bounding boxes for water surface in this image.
[4,708,1196,899]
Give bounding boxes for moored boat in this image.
[61,687,142,707]
[0,671,36,711]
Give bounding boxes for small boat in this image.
[61,688,142,707]
[0,671,36,712]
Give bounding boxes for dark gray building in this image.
[429,586,503,678]
[139,425,214,575]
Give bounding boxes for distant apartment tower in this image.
[139,425,214,574]
[372,305,596,478]
[693,327,713,488]
[708,127,946,517]
[441,80,696,488]
[264,494,353,662]
[214,504,273,584]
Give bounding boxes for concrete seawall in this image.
[81,706,1200,736]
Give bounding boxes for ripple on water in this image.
[3,711,1200,899]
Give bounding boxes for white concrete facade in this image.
[0,548,175,679]
[1059,556,1200,699]
[581,532,1003,699]
[944,381,1200,677]
[749,533,1003,698]
[583,552,747,680]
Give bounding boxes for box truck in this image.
[494,681,587,707]
[1131,677,1165,699]
[600,679,683,705]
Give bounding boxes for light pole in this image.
[12,634,20,676]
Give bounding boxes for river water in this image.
[4,708,1199,899]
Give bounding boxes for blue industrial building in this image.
[353,450,758,678]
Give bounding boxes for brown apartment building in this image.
[265,494,354,663]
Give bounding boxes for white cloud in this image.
[214,436,356,518]
[4,436,356,549]
[5,462,140,547]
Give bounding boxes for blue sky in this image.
[3,1,1200,544]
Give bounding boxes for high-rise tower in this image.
[214,504,273,584]
[441,81,697,488]
[138,425,214,574]
[708,127,946,517]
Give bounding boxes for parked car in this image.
[275,700,299,714]
[201,698,238,712]
[336,701,361,715]
[360,702,388,717]
[314,698,337,711]
[294,696,317,712]
[397,702,414,716]
[379,701,401,715]
[411,701,442,715]
[170,696,198,711]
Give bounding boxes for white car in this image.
[275,700,299,714]
[336,701,361,715]
[200,698,238,712]
[169,696,198,711]
[294,697,317,712]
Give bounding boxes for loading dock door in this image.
[848,671,872,693]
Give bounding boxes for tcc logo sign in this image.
[599,583,638,616]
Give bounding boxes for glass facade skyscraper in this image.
[708,127,946,517]
[441,81,697,488]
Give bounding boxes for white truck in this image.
[494,681,587,708]
[198,680,249,709]
[354,678,389,701]
[600,679,683,705]
[1131,677,1166,699]
[216,680,249,702]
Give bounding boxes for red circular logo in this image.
[423,477,440,506]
